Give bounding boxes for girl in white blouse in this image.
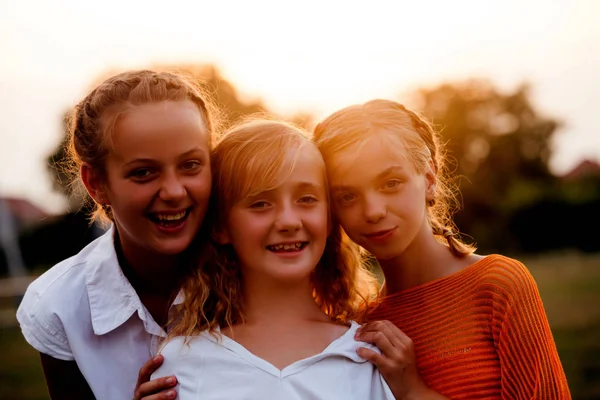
[153,118,394,399]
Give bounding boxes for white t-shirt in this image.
[153,321,395,399]
[16,225,174,400]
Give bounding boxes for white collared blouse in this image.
[152,322,395,399]
[17,225,172,400]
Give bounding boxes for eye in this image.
[382,179,401,190]
[249,201,271,209]
[337,193,356,204]
[128,168,155,181]
[298,195,318,204]
[182,160,203,172]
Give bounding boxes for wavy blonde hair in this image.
[313,99,476,257]
[169,118,379,340]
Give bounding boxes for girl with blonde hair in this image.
[152,118,397,399]
[313,99,571,399]
[17,69,218,399]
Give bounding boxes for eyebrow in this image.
[295,181,325,191]
[330,166,406,192]
[248,181,325,199]
[122,147,207,168]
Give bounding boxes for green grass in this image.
[522,252,600,399]
[0,327,48,400]
[2,252,600,399]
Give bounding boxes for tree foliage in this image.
[411,79,562,252]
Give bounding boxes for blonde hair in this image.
[313,99,476,257]
[65,69,219,225]
[170,118,378,340]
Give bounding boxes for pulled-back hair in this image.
[313,99,476,257]
[65,69,219,224]
[170,118,378,340]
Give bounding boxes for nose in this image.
[363,193,387,223]
[159,172,187,202]
[274,203,302,232]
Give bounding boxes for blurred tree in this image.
[410,79,562,252]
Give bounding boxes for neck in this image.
[378,225,458,294]
[240,274,328,326]
[115,235,185,297]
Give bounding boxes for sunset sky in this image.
[1,0,599,213]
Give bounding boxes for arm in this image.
[133,354,178,400]
[492,260,571,399]
[355,320,449,400]
[40,353,95,400]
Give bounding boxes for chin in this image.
[368,249,400,261]
[157,239,194,256]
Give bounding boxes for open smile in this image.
[147,207,192,228]
[266,241,309,252]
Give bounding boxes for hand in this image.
[133,354,178,400]
[355,320,444,400]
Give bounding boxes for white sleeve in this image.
[16,286,74,361]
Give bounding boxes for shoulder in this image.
[18,232,114,315]
[15,252,90,360]
[16,232,115,343]
[18,256,88,320]
[474,254,542,307]
[479,254,536,286]
[153,334,213,380]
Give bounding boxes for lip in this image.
[266,240,309,258]
[363,227,397,243]
[267,240,308,247]
[148,207,191,215]
[148,207,193,234]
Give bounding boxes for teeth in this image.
[156,211,186,221]
[270,242,304,251]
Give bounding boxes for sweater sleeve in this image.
[491,258,571,399]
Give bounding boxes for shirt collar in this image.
[85,225,150,335]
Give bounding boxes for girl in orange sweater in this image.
[313,99,571,399]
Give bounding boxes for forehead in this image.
[327,132,412,179]
[288,144,326,180]
[245,142,326,197]
[109,100,209,157]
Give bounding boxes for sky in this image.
[1,0,599,214]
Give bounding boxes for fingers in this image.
[356,346,386,368]
[356,320,413,350]
[357,328,397,355]
[136,377,177,400]
[355,320,416,371]
[134,355,177,400]
[136,355,164,389]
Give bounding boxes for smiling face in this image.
[222,144,329,285]
[326,132,436,260]
[85,100,211,261]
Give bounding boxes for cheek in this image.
[188,173,212,200]
[109,183,155,208]
[311,204,329,232]
[333,207,358,230]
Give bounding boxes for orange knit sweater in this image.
[368,255,571,399]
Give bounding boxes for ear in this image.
[81,163,108,205]
[424,159,437,203]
